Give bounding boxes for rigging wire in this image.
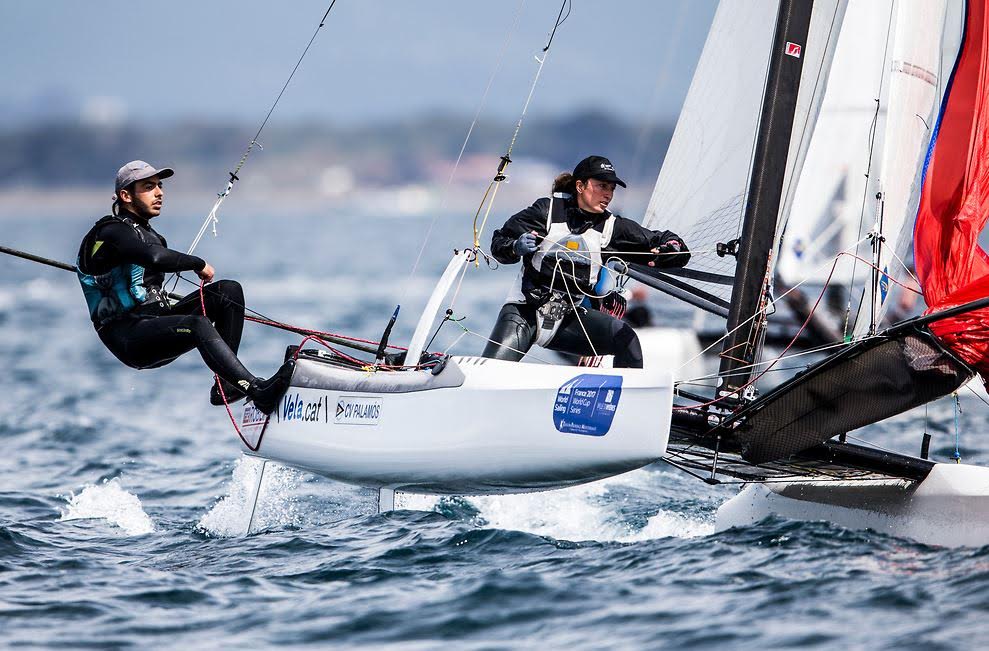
[844,0,897,340]
[424,1,572,352]
[675,237,871,376]
[406,0,530,279]
[167,0,341,293]
[470,0,572,252]
[671,242,924,411]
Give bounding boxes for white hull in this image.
[715,463,989,547]
[240,356,673,495]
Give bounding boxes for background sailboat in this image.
[641,0,989,547]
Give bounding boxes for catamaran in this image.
[219,0,989,547]
[225,3,683,514]
[636,0,989,548]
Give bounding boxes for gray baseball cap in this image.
[115,160,174,193]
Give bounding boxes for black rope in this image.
[230,0,340,181]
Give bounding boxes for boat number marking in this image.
[553,374,622,436]
[334,396,383,426]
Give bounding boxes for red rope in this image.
[200,280,266,451]
[245,315,407,351]
[673,253,846,412]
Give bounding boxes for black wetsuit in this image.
[483,197,689,368]
[77,213,256,387]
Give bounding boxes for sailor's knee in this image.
[210,279,244,303]
[615,321,639,347]
[185,315,214,337]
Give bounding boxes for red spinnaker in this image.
[914,0,989,379]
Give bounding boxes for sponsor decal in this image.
[240,403,267,448]
[880,265,890,304]
[553,374,623,436]
[785,42,802,58]
[334,396,383,425]
[276,393,328,424]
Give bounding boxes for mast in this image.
[717,0,816,401]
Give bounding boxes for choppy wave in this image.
[6,212,989,649]
[59,478,155,535]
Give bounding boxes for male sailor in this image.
[483,155,689,368]
[76,160,293,414]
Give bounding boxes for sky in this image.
[0,1,717,127]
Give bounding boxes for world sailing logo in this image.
[554,374,623,436]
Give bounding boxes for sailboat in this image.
[233,244,675,510]
[637,0,989,547]
[229,4,683,509]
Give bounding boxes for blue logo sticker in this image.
[553,374,623,436]
[879,265,890,304]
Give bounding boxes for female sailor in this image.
[483,155,689,368]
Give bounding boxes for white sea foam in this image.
[197,456,307,537]
[398,470,714,543]
[60,478,155,535]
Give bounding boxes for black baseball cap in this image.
[572,155,626,188]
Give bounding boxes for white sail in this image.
[852,0,949,336]
[776,0,894,287]
[643,0,847,315]
[641,0,779,309]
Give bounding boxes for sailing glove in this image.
[657,239,683,254]
[514,232,540,257]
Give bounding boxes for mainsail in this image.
[915,0,989,382]
[639,0,847,393]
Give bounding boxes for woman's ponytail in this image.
[552,172,576,195]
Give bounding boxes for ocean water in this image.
[3,210,989,650]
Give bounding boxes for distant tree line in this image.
[0,110,673,188]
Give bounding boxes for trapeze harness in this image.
[76,215,169,328]
[506,192,616,346]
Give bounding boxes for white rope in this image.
[565,294,599,358]
[455,321,557,365]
